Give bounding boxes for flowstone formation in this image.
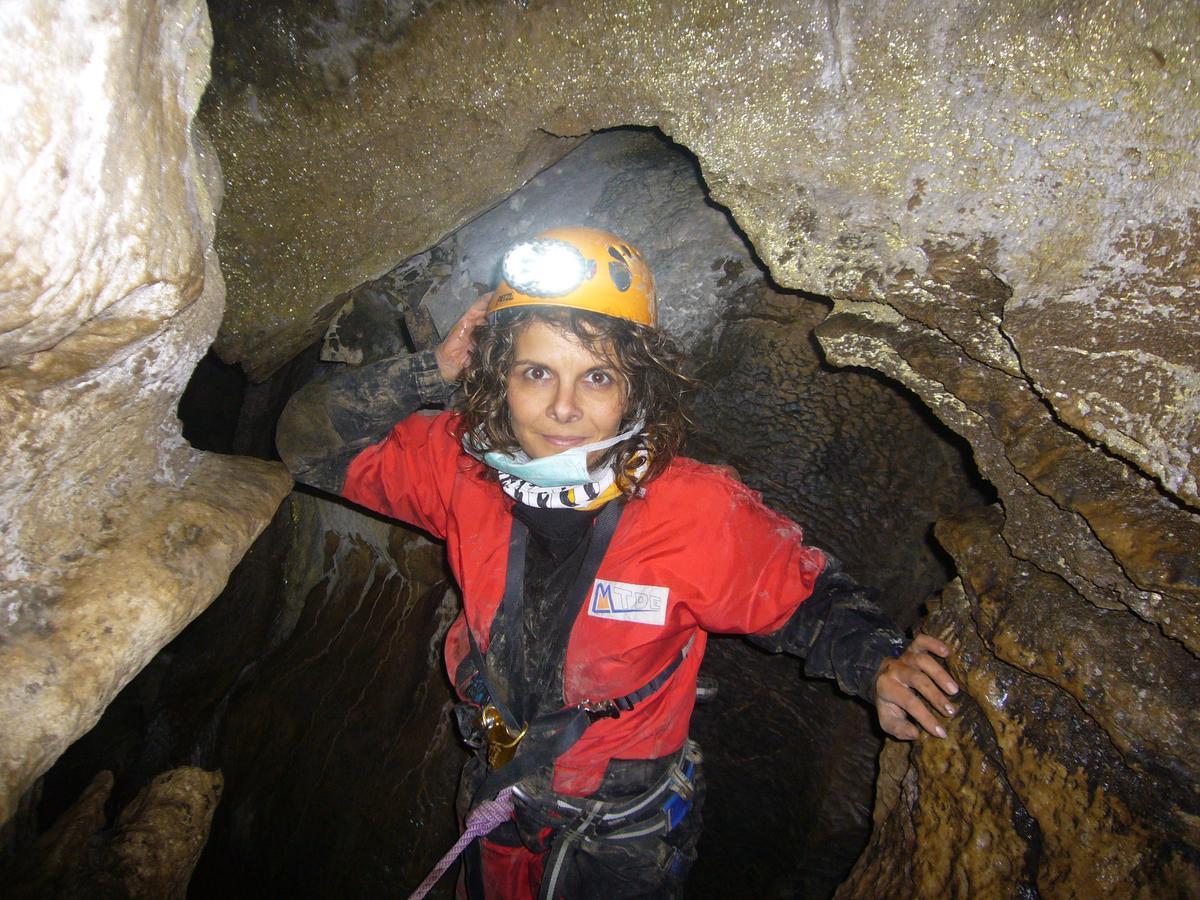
[0,0,290,830]
[205,0,1200,894]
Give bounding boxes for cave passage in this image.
[15,128,985,899]
[4,1,1198,896]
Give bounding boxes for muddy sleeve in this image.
[275,348,454,494]
[747,553,907,702]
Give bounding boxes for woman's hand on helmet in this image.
[873,633,959,741]
[435,294,492,383]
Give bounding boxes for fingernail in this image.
[948,681,960,695]
[935,725,947,739]
[945,704,956,716]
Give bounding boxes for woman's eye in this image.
[585,370,614,387]
[523,366,548,381]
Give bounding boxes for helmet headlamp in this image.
[501,239,593,298]
[489,226,657,326]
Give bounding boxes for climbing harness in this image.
[459,500,693,805]
[520,739,703,900]
[407,499,696,897]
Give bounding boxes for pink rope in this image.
[406,787,515,900]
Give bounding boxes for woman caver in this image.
[277,227,958,899]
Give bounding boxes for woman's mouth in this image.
[540,434,588,449]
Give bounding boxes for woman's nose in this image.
[549,383,581,422]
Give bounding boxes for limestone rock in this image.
[88,767,222,899]
[0,454,289,827]
[939,506,1200,795]
[0,771,113,897]
[26,490,463,896]
[817,300,1200,650]
[841,707,1038,898]
[0,1,291,825]
[1,767,222,899]
[840,510,1199,897]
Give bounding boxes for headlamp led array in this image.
[489,226,657,326]
[501,239,594,297]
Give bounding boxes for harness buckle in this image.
[481,704,528,770]
[580,699,620,722]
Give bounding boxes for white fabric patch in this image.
[587,579,669,626]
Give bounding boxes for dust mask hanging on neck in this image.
[480,419,644,488]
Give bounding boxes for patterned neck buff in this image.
[467,432,653,511]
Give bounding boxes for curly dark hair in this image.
[455,308,694,495]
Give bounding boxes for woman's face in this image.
[505,319,628,463]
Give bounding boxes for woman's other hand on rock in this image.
[435,294,492,383]
[873,633,959,741]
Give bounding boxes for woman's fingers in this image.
[908,634,960,700]
[914,652,959,701]
[907,670,954,716]
[877,702,921,741]
[436,294,493,382]
[874,632,960,740]
[876,671,947,738]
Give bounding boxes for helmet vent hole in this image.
[609,259,633,291]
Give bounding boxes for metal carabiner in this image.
[481,704,528,770]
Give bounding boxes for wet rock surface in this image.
[818,276,1200,649]
[840,507,1200,898]
[2,766,222,899]
[191,494,463,897]
[0,0,291,824]
[25,492,463,898]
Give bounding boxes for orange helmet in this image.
[489,227,657,326]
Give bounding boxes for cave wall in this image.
[202,0,1200,895]
[0,1,291,825]
[180,493,463,896]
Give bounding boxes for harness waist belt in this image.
[464,626,694,801]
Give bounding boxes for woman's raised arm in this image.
[275,349,453,494]
[276,296,490,494]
